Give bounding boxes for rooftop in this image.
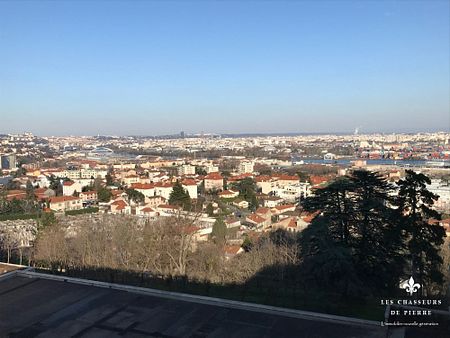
[0,271,383,337]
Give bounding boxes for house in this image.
[224,217,241,229]
[274,174,300,187]
[144,195,166,208]
[233,199,249,209]
[246,213,271,230]
[272,216,306,232]
[6,190,27,201]
[440,218,450,236]
[224,245,244,260]
[34,188,55,200]
[309,175,331,187]
[255,175,273,194]
[131,183,155,198]
[49,196,82,212]
[272,183,309,203]
[272,204,296,215]
[79,191,98,203]
[122,175,140,186]
[255,207,272,220]
[136,206,158,218]
[218,189,239,199]
[204,172,223,191]
[182,179,198,199]
[110,199,131,214]
[300,211,320,224]
[154,182,173,200]
[263,196,284,208]
[62,181,83,196]
[157,204,180,216]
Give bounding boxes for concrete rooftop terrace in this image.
[0,271,385,338]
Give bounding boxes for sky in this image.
[0,0,449,136]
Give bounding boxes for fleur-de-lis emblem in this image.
[400,276,421,296]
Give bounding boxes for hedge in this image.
[65,207,99,216]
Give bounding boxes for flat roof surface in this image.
[0,274,384,338]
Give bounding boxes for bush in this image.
[0,213,39,221]
[65,207,99,216]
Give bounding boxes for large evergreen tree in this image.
[395,170,445,295]
[125,188,145,204]
[169,181,191,210]
[211,217,227,244]
[301,170,407,296]
[349,170,405,292]
[302,177,355,246]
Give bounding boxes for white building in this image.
[182,179,198,199]
[428,179,450,212]
[206,165,219,173]
[273,183,310,203]
[178,164,196,176]
[62,181,83,196]
[239,161,254,174]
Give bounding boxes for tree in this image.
[211,217,227,244]
[301,171,406,296]
[93,176,103,191]
[0,227,18,264]
[302,177,354,246]
[13,166,26,178]
[125,188,145,205]
[195,167,207,176]
[297,171,310,183]
[105,171,114,186]
[48,175,64,196]
[300,216,364,296]
[39,211,57,230]
[97,187,112,202]
[206,203,214,217]
[169,181,191,210]
[242,235,253,252]
[349,170,405,292]
[395,170,446,295]
[233,178,259,211]
[26,180,35,200]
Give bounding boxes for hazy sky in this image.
[0,1,449,136]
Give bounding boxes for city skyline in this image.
[1,0,449,136]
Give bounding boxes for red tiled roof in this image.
[256,207,271,215]
[205,172,223,180]
[50,196,80,203]
[275,204,295,211]
[287,218,297,228]
[255,175,271,182]
[247,213,267,224]
[224,245,242,255]
[182,179,197,186]
[6,190,27,201]
[154,182,173,188]
[111,200,128,210]
[131,183,155,190]
[140,207,155,213]
[309,175,331,185]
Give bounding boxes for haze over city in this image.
[1,0,449,136]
